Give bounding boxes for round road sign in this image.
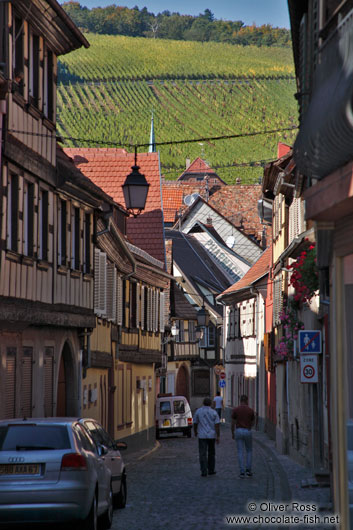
[220,371,226,380]
[303,364,315,379]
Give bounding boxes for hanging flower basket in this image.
[275,297,304,360]
[288,242,319,306]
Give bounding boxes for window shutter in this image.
[147,288,152,331]
[106,263,117,321]
[159,291,165,331]
[140,285,145,330]
[227,307,231,339]
[234,306,239,338]
[154,291,159,332]
[299,198,305,234]
[94,248,100,314]
[117,275,123,326]
[99,252,107,316]
[5,348,16,418]
[136,283,140,328]
[240,302,247,336]
[44,347,54,417]
[21,347,33,418]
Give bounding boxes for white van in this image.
[156,394,193,439]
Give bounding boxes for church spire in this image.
[149,111,156,153]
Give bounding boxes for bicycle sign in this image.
[300,355,318,383]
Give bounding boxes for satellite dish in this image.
[226,235,235,249]
[183,193,200,206]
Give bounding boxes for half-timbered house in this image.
[64,147,171,450]
[0,1,91,419]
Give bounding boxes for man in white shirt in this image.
[193,397,220,477]
[213,391,224,420]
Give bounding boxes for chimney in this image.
[206,216,213,225]
[186,157,191,169]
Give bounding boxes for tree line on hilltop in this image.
[62,2,291,47]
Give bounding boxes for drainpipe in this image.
[250,287,260,425]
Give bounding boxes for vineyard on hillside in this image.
[57,34,298,183]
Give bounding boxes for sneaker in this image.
[239,472,245,478]
[201,472,207,477]
[208,471,216,475]
[246,470,253,477]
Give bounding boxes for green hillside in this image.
[57,34,298,183]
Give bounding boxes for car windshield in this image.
[174,400,185,414]
[160,401,171,415]
[0,425,71,451]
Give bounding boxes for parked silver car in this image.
[0,417,125,529]
[78,418,127,509]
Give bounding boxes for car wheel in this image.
[115,473,127,509]
[82,493,98,530]
[101,484,113,529]
[156,428,160,440]
[187,428,192,438]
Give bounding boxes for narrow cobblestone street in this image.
[113,423,335,530]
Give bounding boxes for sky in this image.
[65,0,290,29]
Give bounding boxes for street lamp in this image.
[197,305,209,327]
[122,148,150,216]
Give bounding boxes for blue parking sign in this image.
[299,330,322,354]
[219,380,226,388]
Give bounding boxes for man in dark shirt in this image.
[231,395,255,478]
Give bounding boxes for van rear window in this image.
[160,401,171,415]
[174,400,185,414]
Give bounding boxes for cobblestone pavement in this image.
[112,423,336,530]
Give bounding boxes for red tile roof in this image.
[220,246,271,297]
[64,148,166,264]
[208,185,270,245]
[162,186,184,223]
[183,157,212,173]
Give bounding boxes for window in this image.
[200,325,216,347]
[23,181,34,257]
[84,213,91,274]
[58,199,67,266]
[13,15,24,95]
[39,190,48,261]
[208,325,216,347]
[160,401,171,415]
[175,320,184,343]
[0,425,70,450]
[174,400,185,414]
[28,32,39,106]
[71,206,80,270]
[43,47,54,120]
[130,282,137,328]
[188,321,196,342]
[7,174,19,252]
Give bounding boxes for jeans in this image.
[198,438,216,475]
[235,428,252,473]
[216,408,222,419]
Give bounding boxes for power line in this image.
[7,125,298,151]
[162,157,275,173]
